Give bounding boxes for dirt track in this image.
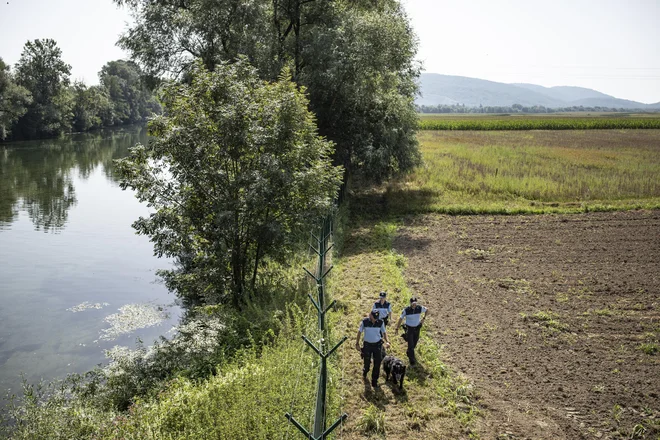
[395,210,660,439]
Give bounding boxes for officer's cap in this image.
[379,291,387,298]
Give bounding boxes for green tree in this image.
[116,61,342,307]
[0,58,32,140]
[14,39,73,139]
[113,0,420,180]
[99,60,162,125]
[71,83,115,132]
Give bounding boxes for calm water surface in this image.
[0,126,179,399]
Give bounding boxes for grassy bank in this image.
[1,248,341,439]
[1,305,334,440]
[419,114,660,130]
[328,196,479,439]
[386,130,660,215]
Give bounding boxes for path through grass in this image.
[327,197,479,439]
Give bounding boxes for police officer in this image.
[372,291,392,326]
[394,297,428,366]
[356,309,390,387]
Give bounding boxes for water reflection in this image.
[0,126,147,232]
[0,125,178,400]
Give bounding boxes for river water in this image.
[0,126,179,400]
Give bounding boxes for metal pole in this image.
[286,215,347,440]
[313,218,328,437]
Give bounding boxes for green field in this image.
[386,130,660,215]
[419,113,660,130]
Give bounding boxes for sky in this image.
[1,0,659,103]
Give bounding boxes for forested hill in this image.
[418,73,660,109]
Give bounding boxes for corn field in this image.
[419,115,660,131]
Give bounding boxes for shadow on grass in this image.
[406,362,431,387]
[394,230,435,255]
[340,187,439,259]
[362,377,387,409]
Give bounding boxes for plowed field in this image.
[395,210,660,439]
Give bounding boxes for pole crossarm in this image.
[326,337,347,359]
[308,293,320,313]
[303,267,318,282]
[321,265,333,280]
[302,335,347,360]
[322,300,336,315]
[322,413,348,438]
[302,335,323,357]
[285,413,313,439]
[309,244,321,256]
[285,412,348,440]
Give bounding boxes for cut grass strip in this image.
[327,202,479,439]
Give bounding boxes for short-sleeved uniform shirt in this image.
[359,317,386,343]
[400,305,427,328]
[372,301,392,320]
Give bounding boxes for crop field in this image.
[395,210,660,439]
[385,130,660,215]
[419,113,660,130]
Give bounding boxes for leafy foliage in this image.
[1,41,161,141]
[0,58,32,140]
[13,39,73,139]
[99,60,161,125]
[116,60,342,306]
[114,0,421,180]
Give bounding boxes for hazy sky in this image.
[1,0,659,103]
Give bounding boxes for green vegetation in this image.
[0,303,328,440]
[523,310,569,332]
[358,404,387,435]
[419,113,660,130]
[385,130,660,215]
[0,41,160,141]
[116,61,342,308]
[638,343,658,355]
[328,198,478,438]
[113,0,421,179]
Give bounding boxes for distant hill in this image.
[419,74,656,109]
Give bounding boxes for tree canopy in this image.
[0,57,31,140]
[114,0,420,180]
[116,61,343,307]
[13,39,73,139]
[1,40,161,141]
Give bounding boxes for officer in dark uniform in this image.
[356,309,390,387]
[394,297,428,366]
[372,291,392,326]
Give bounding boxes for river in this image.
[0,126,179,400]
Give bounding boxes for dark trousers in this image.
[405,325,421,364]
[362,342,383,385]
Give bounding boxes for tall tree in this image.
[0,58,32,141]
[113,0,420,180]
[14,39,73,139]
[99,60,161,125]
[116,60,342,307]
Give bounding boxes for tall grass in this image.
[1,304,329,440]
[386,130,660,215]
[419,115,660,130]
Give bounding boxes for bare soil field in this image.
[395,210,660,439]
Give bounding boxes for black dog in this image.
[382,355,406,389]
